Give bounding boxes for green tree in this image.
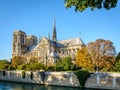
[31,63,44,70]
[0,60,10,70]
[25,63,44,71]
[76,47,94,71]
[116,52,120,61]
[56,57,74,71]
[113,52,120,72]
[64,0,118,12]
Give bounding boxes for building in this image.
[12,19,85,66]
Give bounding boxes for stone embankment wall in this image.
[0,71,120,89]
[0,71,80,87]
[85,72,120,90]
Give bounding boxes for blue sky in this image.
[0,0,120,60]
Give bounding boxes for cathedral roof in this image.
[28,37,85,51]
[28,36,49,51]
[28,44,37,51]
[57,37,85,47]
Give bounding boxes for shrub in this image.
[30,72,33,80]
[18,64,26,70]
[22,71,26,78]
[75,70,90,88]
[2,71,5,76]
[46,65,56,71]
[25,63,44,71]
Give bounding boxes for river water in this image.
[0,81,95,90]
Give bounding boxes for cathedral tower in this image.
[12,30,27,57]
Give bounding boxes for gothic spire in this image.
[52,17,57,42]
[48,32,50,41]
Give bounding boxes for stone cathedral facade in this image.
[12,20,85,66]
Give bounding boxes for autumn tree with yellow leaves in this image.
[87,39,116,71]
[76,39,116,72]
[76,47,94,71]
[12,56,26,69]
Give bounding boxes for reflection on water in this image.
[0,81,93,90]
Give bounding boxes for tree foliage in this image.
[76,39,115,71]
[98,55,115,71]
[0,60,10,70]
[18,64,27,70]
[116,52,120,61]
[64,0,118,12]
[45,65,56,71]
[87,39,116,71]
[113,52,120,72]
[29,63,44,70]
[56,57,74,71]
[76,47,94,71]
[75,70,90,88]
[17,62,45,71]
[12,56,26,69]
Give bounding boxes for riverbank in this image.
[0,71,120,89]
[0,71,80,87]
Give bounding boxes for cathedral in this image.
[12,19,85,66]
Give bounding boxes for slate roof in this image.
[57,38,85,47]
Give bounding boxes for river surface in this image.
[0,81,96,90]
